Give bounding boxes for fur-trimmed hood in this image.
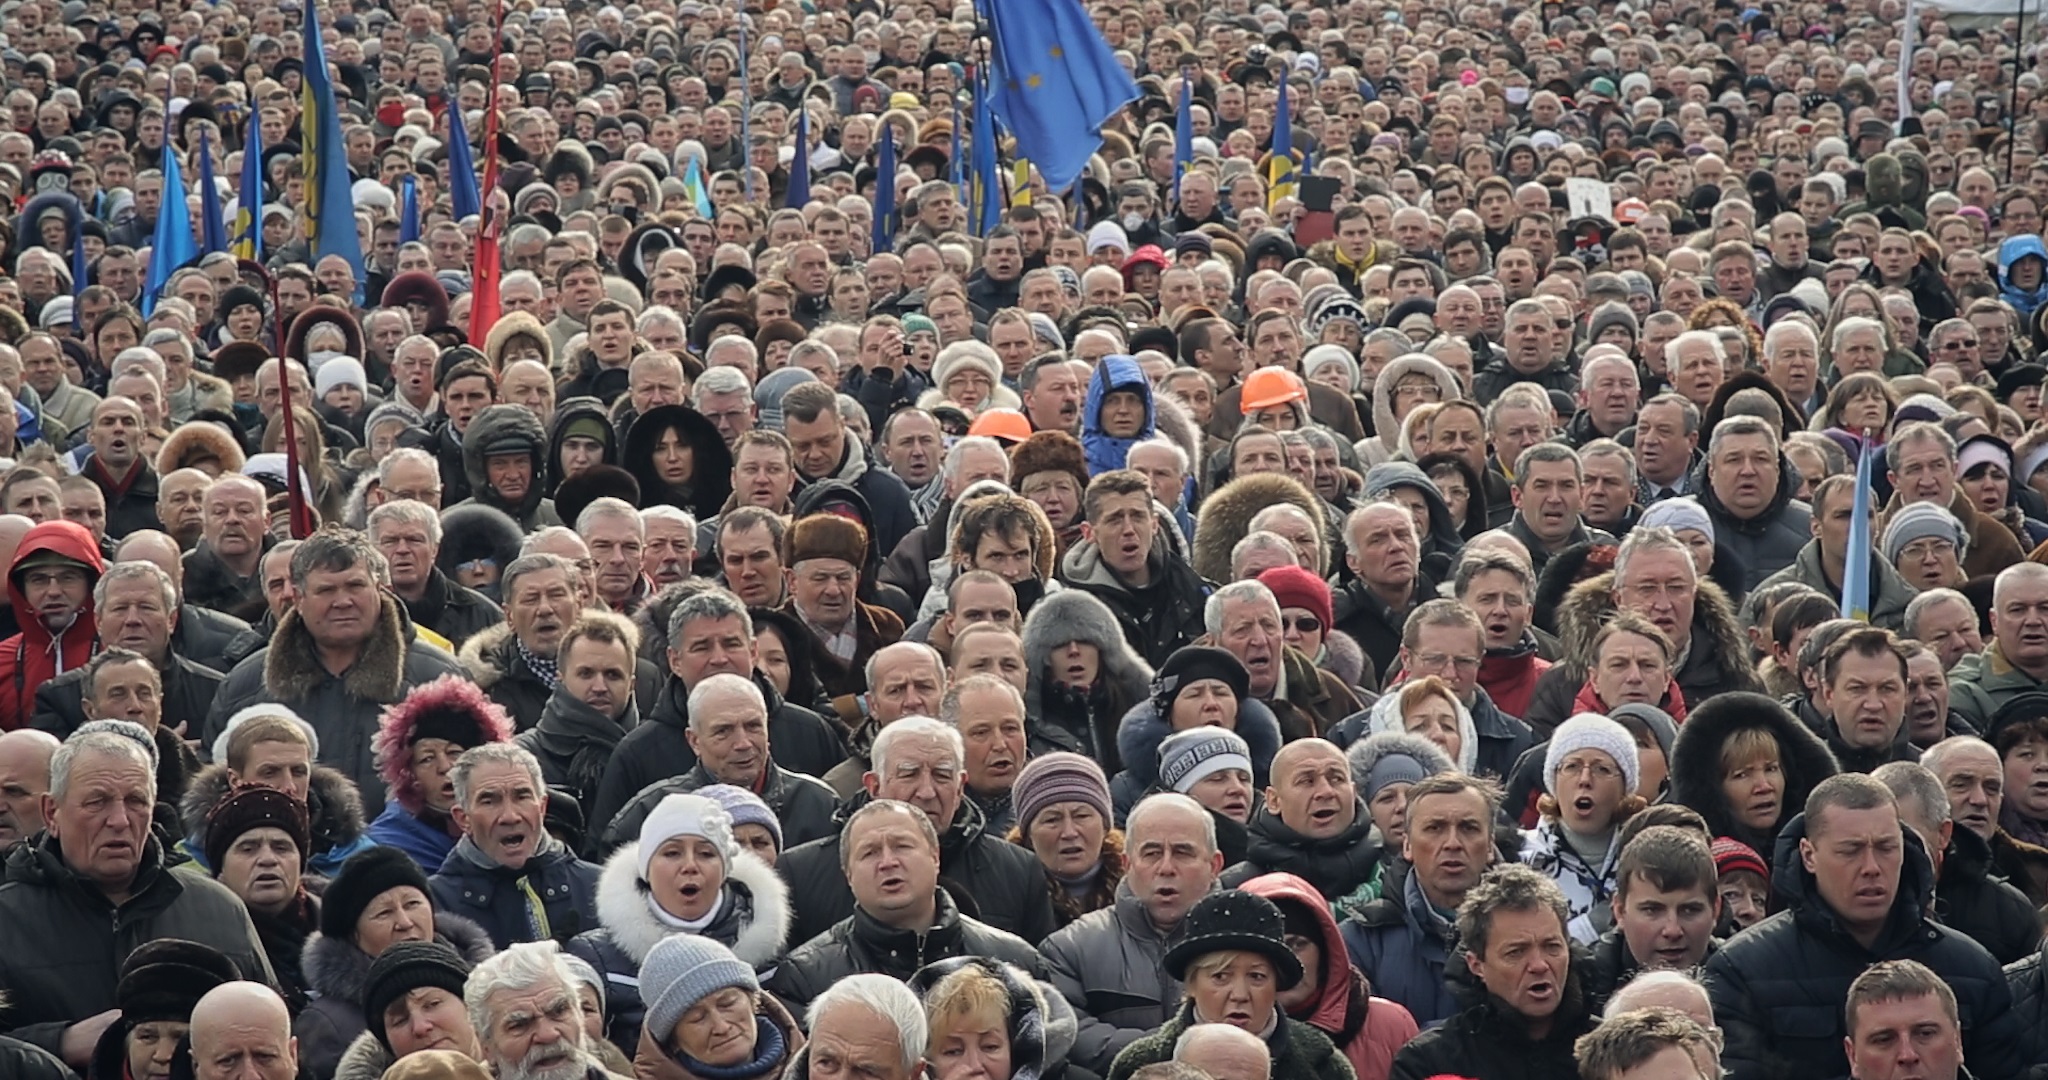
[266,594,411,705]
[373,673,517,813]
[483,310,553,373]
[1346,728,1457,789]
[434,503,526,583]
[1362,684,1478,773]
[1320,630,1368,693]
[460,404,550,518]
[1550,568,1755,687]
[622,404,734,521]
[1021,589,1155,720]
[333,1031,395,1080]
[1370,354,1460,456]
[904,956,1081,1080]
[178,761,368,852]
[1115,695,1285,792]
[1667,690,1839,854]
[593,841,791,968]
[284,304,365,367]
[1193,473,1324,584]
[457,621,518,689]
[301,910,495,1005]
[155,418,248,476]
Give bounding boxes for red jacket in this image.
[1243,872,1419,1080]
[0,520,104,730]
[1479,649,1551,721]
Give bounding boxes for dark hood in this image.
[621,404,734,520]
[545,396,621,492]
[461,403,550,517]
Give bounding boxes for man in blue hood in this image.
[1999,234,2048,325]
[1081,355,1154,478]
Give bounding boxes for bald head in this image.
[190,983,297,1080]
[0,513,32,571]
[1604,971,1713,1028]
[0,728,58,845]
[1174,1023,1271,1080]
[114,530,185,590]
[1265,737,1356,837]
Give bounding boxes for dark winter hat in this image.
[210,341,270,383]
[1009,430,1089,492]
[1162,890,1304,988]
[219,283,265,317]
[322,845,434,941]
[203,783,311,874]
[552,464,642,530]
[784,513,868,568]
[1710,836,1769,884]
[115,939,242,1024]
[1150,645,1250,715]
[1011,752,1112,832]
[363,940,473,1052]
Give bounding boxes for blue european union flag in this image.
[301,0,365,303]
[976,0,1138,193]
[447,101,480,221]
[872,131,897,254]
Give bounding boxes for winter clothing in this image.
[1387,966,1596,1080]
[566,842,790,1054]
[774,794,1057,947]
[595,759,838,862]
[31,650,222,740]
[1331,572,1434,694]
[366,674,517,870]
[1689,452,1812,592]
[1058,521,1209,669]
[396,567,504,650]
[206,595,465,807]
[1479,631,1551,720]
[1192,473,1325,585]
[457,622,666,734]
[586,673,843,845]
[1107,1000,1357,1080]
[1022,589,1155,775]
[515,679,641,815]
[1339,859,1465,1028]
[765,888,1045,1008]
[1220,800,1384,902]
[294,911,494,1080]
[175,762,376,878]
[1933,824,2042,964]
[183,539,269,613]
[1109,694,1284,820]
[1756,539,1914,631]
[0,833,275,1059]
[796,429,917,555]
[546,396,622,492]
[1667,691,1838,858]
[1950,641,2048,735]
[454,403,563,531]
[623,405,735,522]
[633,985,803,1080]
[1519,816,1623,943]
[1703,814,2023,1080]
[0,520,104,730]
[426,835,601,948]
[2001,234,2048,324]
[1041,877,1202,1074]
[1363,355,1460,465]
[1244,872,1419,1080]
[1081,354,1156,477]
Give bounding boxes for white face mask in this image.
[1122,212,1147,231]
[1506,86,1531,106]
[308,348,345,370]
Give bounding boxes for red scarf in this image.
[1479,650,1551,721]
[1572,677,1688,723]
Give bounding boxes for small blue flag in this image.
[300,0,365,303]
[1173,72,1192,204]
[197,125,228,255]
[232,108,263,262]
[143,139,196,317]
[399,174,420,244]
[873,129,896,255]
[970,71,1001,236]
[976,0,1138,193]
[69,200,85,333]
[949,94,965,190]
[1268,81,1295,208]
[684,156,714,218]
[447,103,480,221]
[785,107,809,210]
[1841,432,1875,621]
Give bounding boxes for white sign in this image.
[1566,178,1614,223]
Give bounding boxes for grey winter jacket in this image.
[1039,879,1196,1073]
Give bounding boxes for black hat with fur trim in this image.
[552,464,641,532]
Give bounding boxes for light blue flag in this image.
[971,72,1001,236]
[684,156,714,218]
[143,140,195,317]
[873,129,896,254]
[949,95,964,189]
[1173,73,1192,203]
[447,102,480,221]
[69,200,85,332]
[197,125,228,255]
[300,0,365,303]
[399,174,420,244]
[232,109,263,262]
[1841,433,1875,621]
[976,0,1137,192]
[784,107,809,210]
[1268,80,1295,208]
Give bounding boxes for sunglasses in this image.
[1285,615,1322,634]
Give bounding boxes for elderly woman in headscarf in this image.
[909,957,1085,1080]
[632,936,804,1080]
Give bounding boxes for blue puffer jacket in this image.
[428,836,602,948]
[1703,811,2022,1080]
[1081,354,1155,478]
[1340,860,1461,1028]
[2001,234,2048,323]
[366,801,458,873]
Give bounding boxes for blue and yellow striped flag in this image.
[231,108,262,262]
[300,0,364,303]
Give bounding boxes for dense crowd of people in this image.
[0,0,2045,1077]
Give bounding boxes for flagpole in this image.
[736,2,753,202]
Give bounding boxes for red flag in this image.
[276,363,316,539]
[469,2,506,345]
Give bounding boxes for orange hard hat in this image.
[1241,367,1309,412]
[968,408,1033,444]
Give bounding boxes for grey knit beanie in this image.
[1882,501,1966,563]
[640,934,759,1040]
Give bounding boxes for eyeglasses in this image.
[1411,651,1481,672]
[1556,759,1622,781]
[1285,615,1322,634]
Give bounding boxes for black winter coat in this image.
[516,682,640,818]
[598,760,837,856]
[427,838,601,949]
[174,602,253,672]
[1388,977,1596,1080]
[1331,575,1435,692]
[30,651,222,738]
[1703,813,2022,1080]
[765,890,1045,1009]
[0,1037,67,1080]
[1218,800,1383,901]
[1936,825,2042,965]
[458,622,665,733]
[2003,933,2048,1074]
[398,568,504,650]
[183,540,268,613]
[0,835,276,1058]
[585,673,845,840]
[776,794,1058,947]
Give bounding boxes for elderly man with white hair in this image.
[467,941,622,1080]
[791,974,929,1080]
[0,721,274,1068]
[427,743,602,949]
[777,714,1056,949]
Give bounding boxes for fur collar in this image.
[301,911,496,1002]
[459,622,517,690]
[1551,569,1755,684]
[266,594,410,702]
[333,1032,395,1080]
[594,842,790,969]
[178,761,367,846]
